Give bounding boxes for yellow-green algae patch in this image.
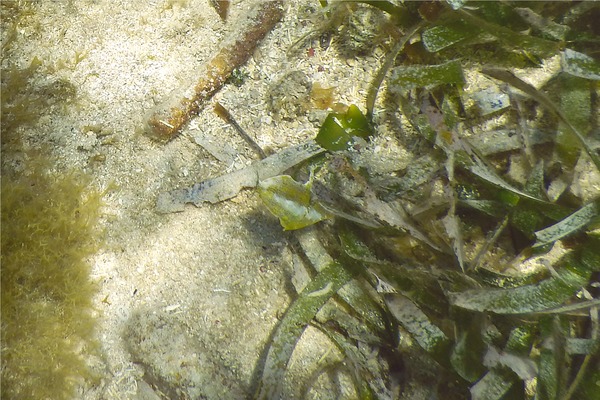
[1,161,103,400]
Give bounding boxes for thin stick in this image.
[214,101,266,159]
[365,21,426,120]
[145,1,284,142]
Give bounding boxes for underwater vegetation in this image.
[247,1,600,399]
[3,0,597,398]
[1,161,103,400]
[1,4,103,398]
[152,1,600,398]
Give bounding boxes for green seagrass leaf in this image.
[533,200,600,248]
[258,175,331,230]
[389,60,465,90]
[561,49,600,80]
[449,249,598,314]
[256,260,355,400]
[386,294,451,360]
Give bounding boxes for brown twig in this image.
[214,101,267,159]
[144,1,284,142]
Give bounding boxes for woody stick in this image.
[144,1,284,142]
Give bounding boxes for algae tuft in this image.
[1,162,103,400]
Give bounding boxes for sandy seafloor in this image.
[1,1,400,398]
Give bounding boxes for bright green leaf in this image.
[316,114,351,151]
[315,105,372,151]
[344,104,371,138]
[258,175,331,230]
